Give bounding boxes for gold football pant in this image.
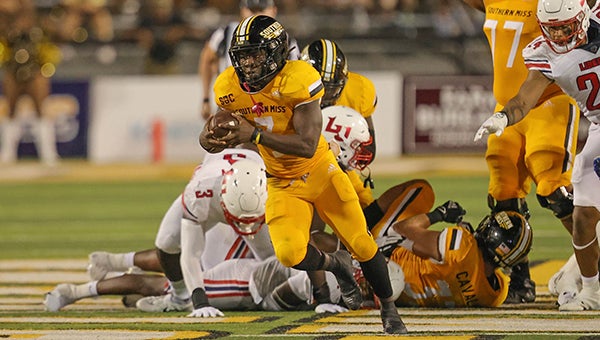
[486,94,579,200]
[266,152,377,266]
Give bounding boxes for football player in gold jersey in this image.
[387,207,531,308]
[318,179,531,308]
[301,39,377,207]
[199,15,407,334]
[464,0,579,303]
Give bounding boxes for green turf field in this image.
[0,170,573,261]
[1,162,595,339]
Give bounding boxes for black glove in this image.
[426,200,466,224]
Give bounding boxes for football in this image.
[209,109,239,139]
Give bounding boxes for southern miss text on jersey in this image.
[214,60,326,179]
[483,0,563,106]
[336,72,377,119]
[390,226,509,307]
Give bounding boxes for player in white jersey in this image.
[43,254,345,313]
[198,0,299,120]
[135,148,273,317]
[475,0,600,310]
[55,148,274,317]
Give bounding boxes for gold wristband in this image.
[251,128,262,144]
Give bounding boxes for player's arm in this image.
[463,0,485,12]
[199,41,217,120]
[475,70,552,140]
[389,201,466,261]
[231,99,323,158]
[502,70,553,125]
[180,219,224,317]
[180,218,206,298]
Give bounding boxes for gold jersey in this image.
[214,60,326,179]
[391,226,509,307]
[483,0,562,106]
[335,71,377,119]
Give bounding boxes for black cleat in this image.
[330,250,363,310]
[381,302,408,334]
[504,278,536,304]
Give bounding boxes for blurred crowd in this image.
[0,0,483,76]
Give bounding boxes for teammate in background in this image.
[301,39,377,162]
[464,0,580,304]
[474,0,600,310]
[198,0,299,120]
[301,40,378,211]
[0,0,61,165]
[199,15,407,334]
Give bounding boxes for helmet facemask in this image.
[474,211,533,268]
[537,0,590,53]
[322,77,347,108]
[340,136,373,171]
[220,159,268,236]
[221,201,265,236]
[229,15,289,92]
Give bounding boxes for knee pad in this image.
[488,194,531,220]
[536,186,574,219]
[346,233,377,262]
[275,243,306,268]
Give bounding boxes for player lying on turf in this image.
[44,253,354,313]
[316,181,534,308]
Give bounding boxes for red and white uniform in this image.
[203,256,341,311]
[523,18,600,208]
[153,148,274,298]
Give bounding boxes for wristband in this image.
[251,127,262,144]
[496,110,510,125]
[426,210,443,224]
[202,98,209,103]
[191,287,209,309]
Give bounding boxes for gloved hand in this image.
[314,303,349,314]
[427,200,466,224]
[376,235,406,257]
[474,111,508,142]
[187,306,224,317]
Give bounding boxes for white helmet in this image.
[537,0,591,53]
[220,159,267,236]
[321,105,373,171]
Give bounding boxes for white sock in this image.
[74,281,99,299]
[581,274,600,292]
[123,252,135,268]
[106,252,130,271]
[169,280,190,301]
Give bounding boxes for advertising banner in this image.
[0,80,89,158]
[402,75,495,154]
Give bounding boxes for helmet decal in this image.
[475,211,533,268]
[321,105,373,171]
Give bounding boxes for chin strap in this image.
[362,167,374,189]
